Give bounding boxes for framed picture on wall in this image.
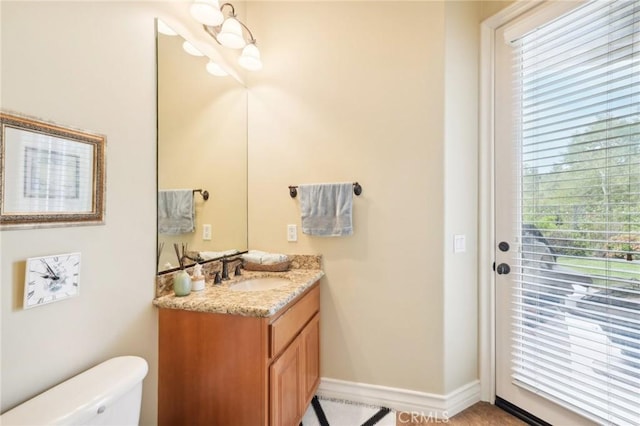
[0,112,106,229]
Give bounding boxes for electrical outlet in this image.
[287,224,297,242]
[203,224,212,240]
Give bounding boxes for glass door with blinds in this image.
[494,1,640,425]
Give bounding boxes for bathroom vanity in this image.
[155,266,322,426]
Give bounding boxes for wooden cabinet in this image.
[270,313,320,426]
[158,282,320,426]
[301,314,320,404]
[270,332,303,426]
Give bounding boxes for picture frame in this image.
[0,112,106,229]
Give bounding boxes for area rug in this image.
[301,396,395,426]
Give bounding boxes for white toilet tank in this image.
[0,356,148,426]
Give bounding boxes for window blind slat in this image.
[523,92,640,131]
[513,329,640,367]
[521,35,640,94]
[521,111,640,143]
[514,378,639,426]
[509,0,640,423]
[519,1,634,57]
[522,57,640,106]
[519,121,640,149]
[512,363,640,418]
[512,343,640,401]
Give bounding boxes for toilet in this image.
[0,356,148,425]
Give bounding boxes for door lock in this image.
[496,263,511,275]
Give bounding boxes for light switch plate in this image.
[454,234,466,253]
[287,224,297,242]
[203,224,212,240]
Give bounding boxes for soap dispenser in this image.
[173,268,192,297]
[191,263,205,291]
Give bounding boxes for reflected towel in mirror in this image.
[242,250,288,265]
[200,249,240,261]
[158,189,194,234]
[299,183,353,237]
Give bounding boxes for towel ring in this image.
[288,182,362,198]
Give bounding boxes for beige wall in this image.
[0,1,221,424]
[2,1,490,422]
[157,32,248,270]
[0,2,156,422]
[480,0,515,21]
[246,1,480,395]
[443,0,480,393]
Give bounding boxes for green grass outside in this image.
[557,256,640,281]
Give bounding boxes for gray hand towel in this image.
[242,250,289,264]
[158,189,195,234]
[299,183,353,237]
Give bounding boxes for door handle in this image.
[496,263,511,275]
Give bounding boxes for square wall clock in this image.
[24,252,81,309]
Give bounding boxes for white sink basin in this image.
[229,277,291,292]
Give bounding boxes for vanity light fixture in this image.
[192,1,263,71]
[157,18,229,78]
[157,20,178,36]
[182,40,205,57]
[216,15,246,49]
[238,42,262,71]
[190,0,224,26]
[206,60,229,77]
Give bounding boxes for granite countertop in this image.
[152,269,324,318]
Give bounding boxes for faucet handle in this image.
[234,263,242,276]
[212,271,222,285]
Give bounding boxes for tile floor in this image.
[302,397,525,426]
[302,397,395,425]
[397,402,526,425]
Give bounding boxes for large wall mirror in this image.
[156,19,248,273]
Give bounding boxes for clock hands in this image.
[41,259,60,280]
[36,272,59,280]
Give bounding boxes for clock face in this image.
[24,252,81,309]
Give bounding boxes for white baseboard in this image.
[316,377,481,419]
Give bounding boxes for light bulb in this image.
[206,61,228,77]
[238,43,263,71]
[190,0,224,26]
[216,17,246,49]
[182,41,204,57]
[157,20,177,36]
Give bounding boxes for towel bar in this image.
[288,182,362,198]
[193,189,209,201]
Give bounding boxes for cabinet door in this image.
[301,313,320,406]
[270,335,303,426]
[159,309,269,426]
